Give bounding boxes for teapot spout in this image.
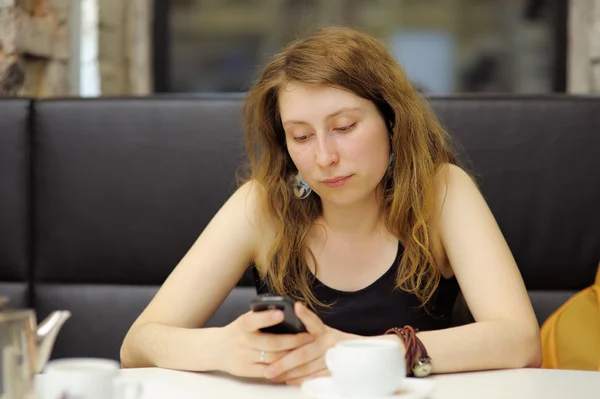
[35,310,71,372]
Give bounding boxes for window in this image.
[154,0,566,94]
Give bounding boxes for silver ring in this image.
[260,350,265,363]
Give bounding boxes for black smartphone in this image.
[250,294,307,334]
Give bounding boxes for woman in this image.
[120,26,541,385]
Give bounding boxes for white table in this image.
[120,367,600,399]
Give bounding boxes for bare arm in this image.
[256,164,542,385]
[120,181,259,370]
[339,164,541,374]
[412,164,542,373]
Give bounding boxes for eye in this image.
[334,122,356,132]
[293,134,309,142]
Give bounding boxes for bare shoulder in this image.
[431,163,484,227]
[429,163,477,277]
[430,163,537,326]
[223,179,278,275]
[430,163,486,258]
[433,163,478,199]
[245,182,279,275]
[232,178,264,232]
[218,178,278,262]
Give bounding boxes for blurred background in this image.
[164,0,565,95]
[1,0,599,98]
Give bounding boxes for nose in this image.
[315,135,339,168]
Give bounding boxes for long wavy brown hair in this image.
[242,26,462,311]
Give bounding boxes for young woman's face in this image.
[279,83,391,206]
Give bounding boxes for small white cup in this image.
[325,339,406,397]
[36,358,142,399]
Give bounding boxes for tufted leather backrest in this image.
[0,95,598,360]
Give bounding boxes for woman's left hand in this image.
[263,301,353,386]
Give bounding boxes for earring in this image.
[389,153,395,167]
[290,172,312,199]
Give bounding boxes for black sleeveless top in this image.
[252,242,459,336]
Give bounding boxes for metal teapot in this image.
[0,296,71,399]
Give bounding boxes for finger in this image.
[285,368,330,386]
[252,349,290,365]
[229,349,288,378]
[249,331,314,352]
[265,341,322,379]
[234,362,268,379]
[294,302,325,335]
[227,347,269,378]
[272,355,328,383]
[241,309,284,332]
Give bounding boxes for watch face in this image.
[413,363,432,377]
[413,357,433,377]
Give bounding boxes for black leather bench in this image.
[1,95,598,361]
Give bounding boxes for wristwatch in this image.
[412,355,433,377]
[385,326,433,377]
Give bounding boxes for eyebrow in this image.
[282,107,362,127]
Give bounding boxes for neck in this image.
[319,192,385,238]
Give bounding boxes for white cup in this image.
[325,339,406,397]
[36,358,142,399]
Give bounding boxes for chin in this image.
[318,188,370,207]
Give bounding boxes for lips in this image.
[322,175,352,187]
[322,176,350,184]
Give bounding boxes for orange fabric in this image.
[540,263,600,371]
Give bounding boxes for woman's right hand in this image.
[219,308,314,378]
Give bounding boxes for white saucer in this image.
[301,377,436,399]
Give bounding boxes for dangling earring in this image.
[389,153,395,168]
[289,172,312,199]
